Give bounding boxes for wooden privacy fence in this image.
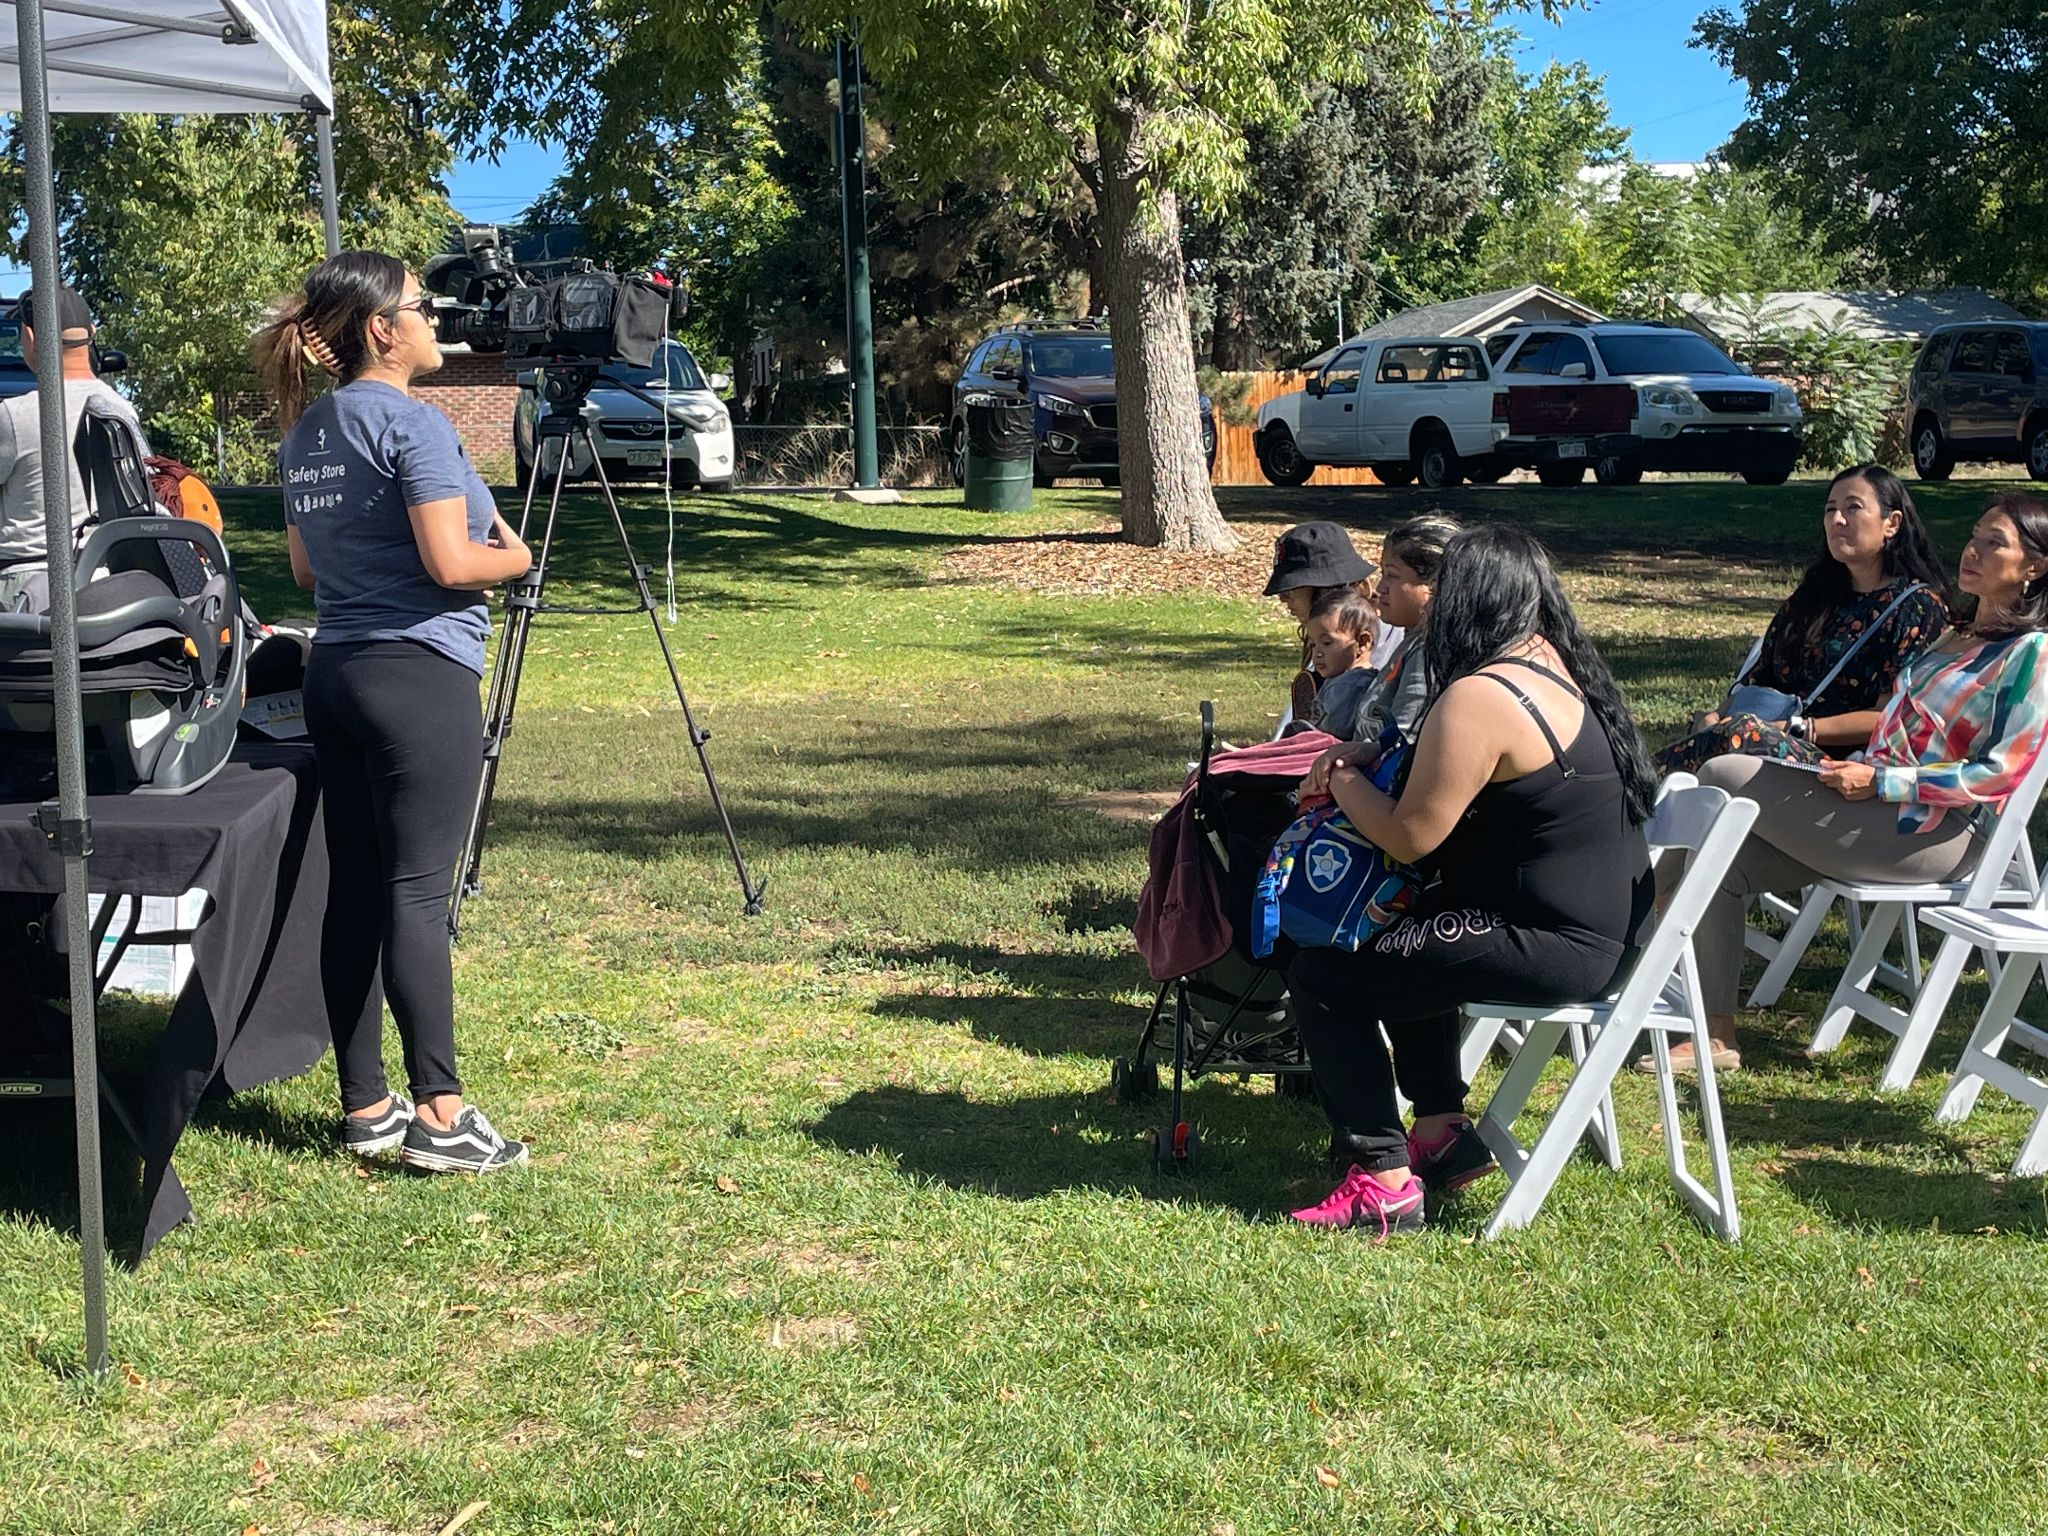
[1211,371,1384,487]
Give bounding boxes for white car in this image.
[514,338,736,492]
[1486,323,1803,486]
[1254,336,1507,489]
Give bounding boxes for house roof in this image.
[1676,289,2031,344]
[1299,284,1607,369]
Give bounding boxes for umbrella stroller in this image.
[1124,703,1330,1170]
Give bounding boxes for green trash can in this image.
[963,393,1035,511]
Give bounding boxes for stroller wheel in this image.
[1111,1058,1159,1103]
[1152,1120,1199,1173]
[1277,1070,1317,1101]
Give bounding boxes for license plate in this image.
[625,446,666,467]
[1557,439,1588,459]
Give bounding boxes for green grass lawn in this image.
[6,478,2048,1535]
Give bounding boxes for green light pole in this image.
[836,30,879,489]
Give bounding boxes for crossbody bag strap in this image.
[1801,582,1930,715]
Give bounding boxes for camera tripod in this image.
[448,363,766,938]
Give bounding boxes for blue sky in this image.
[440,2,1747,218]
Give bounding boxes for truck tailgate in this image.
[1507,384,1635,437]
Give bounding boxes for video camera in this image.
[422,224,688,372]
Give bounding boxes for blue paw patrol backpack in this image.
[1250,735,1422,956]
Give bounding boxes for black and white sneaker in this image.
[341,1090,415,1158]
[399,1104,528,1175]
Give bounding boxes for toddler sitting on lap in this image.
[1296,587,1380,740]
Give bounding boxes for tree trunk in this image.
[1210,274,1258,370]
[1096,105,1237,553]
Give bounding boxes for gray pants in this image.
[0,563,49,614]
[1682,755,1986,1014]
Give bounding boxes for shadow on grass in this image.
[1719,1091,1960,1154]
[852,941,1153,1061]
[190,1087,336,1157]
[485,717,1179,873]
[1772,1157,2048,1237]
[806,1082,1331,1220]
[0,1096,150,1264]
[1719,1091,2045,1235]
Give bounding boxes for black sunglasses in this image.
[386,295,435,322]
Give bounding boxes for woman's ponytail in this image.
[251,251,408,430]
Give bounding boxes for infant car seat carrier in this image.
[0,394,246,797]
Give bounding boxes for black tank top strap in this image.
[1477,671,1577,780]
[1490,654,1583,698]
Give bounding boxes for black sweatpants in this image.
[1288,906,1628,1171]
[304,639,482,1111]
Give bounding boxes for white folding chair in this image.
[1744,885,1835,1008]
[1808,744,2048,1092]
[1464,781,1758,1241]
[1457,774,1697,1153]
[1928,902,2048,1175]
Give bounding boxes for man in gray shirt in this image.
[0,285,146,611]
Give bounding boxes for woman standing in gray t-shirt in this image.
[255,251,532,1176]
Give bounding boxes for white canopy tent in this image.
[1,0,335,1374]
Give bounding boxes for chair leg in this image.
[1936,951,2041,1125]
[1811,902,1904,1056]
[1748,887,1833,1010]
[1483,1014,1641,1239]
[1685,1017,1741,1242]
[1566,1019,1622,1170]
[1459,1013,1506,1090]
[1878,933,1974,1093]
[2013,1105,2048,1178]
[1649,961,1741,1241]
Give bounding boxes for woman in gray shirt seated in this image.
[254,252,534,1176]
[1315,514,1458,758]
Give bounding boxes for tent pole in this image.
[312,105,341,257]
[13,0,110,1377]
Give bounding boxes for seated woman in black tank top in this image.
[1287,525,1658,1239]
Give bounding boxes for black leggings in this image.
[304,640,482,1111]
[1288,906,1628,1172]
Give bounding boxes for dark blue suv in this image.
[948,320,1216,487]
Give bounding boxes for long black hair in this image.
[252,251,411,428]
[1424,523,1658,825]
[1962,490,2048,638]
[1764,464,1950,679]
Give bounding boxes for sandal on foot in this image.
[1634,1041,1740,1075]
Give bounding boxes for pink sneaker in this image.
[1289,1164,1426,1238]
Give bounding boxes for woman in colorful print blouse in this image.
[1658,465,1949,774]
[1676,491,2048,1073]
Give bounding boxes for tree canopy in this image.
[0,0,456,475]
[448,0,1479,547]
[1698,0,2048,307]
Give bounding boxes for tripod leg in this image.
[449,437,574,938]
[586,451,767,915]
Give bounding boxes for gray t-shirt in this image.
[1308,667,1377,740]
[1354,633,1431,745]
[0,378,145,565]
[280,380,496,675]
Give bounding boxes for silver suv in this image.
[1906,322,2048,482]
[1487,322,1803,485]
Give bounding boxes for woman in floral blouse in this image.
[1658,465,1950,774]
[1674,490,2048,1072]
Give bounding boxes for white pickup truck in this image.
[1254,335,1508,489]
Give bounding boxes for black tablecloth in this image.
[0,740,363,1255]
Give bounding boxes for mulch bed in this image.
[938,519,1279,597]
